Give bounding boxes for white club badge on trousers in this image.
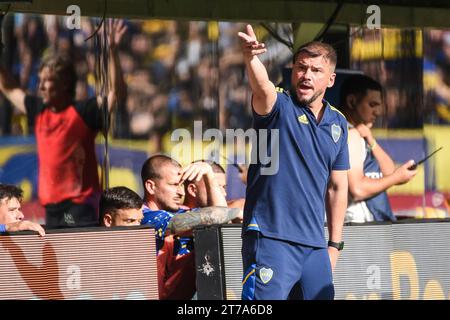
[259,267,273,284]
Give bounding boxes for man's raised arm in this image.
[238,24,276,116]
[0,65,26,114]
[105,19,128,112]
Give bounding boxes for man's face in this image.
[354,90,383,126]
[193,180,208,208]
[108,207,144,227]
[215,172,227,198]
[153,164,185,212]
[291,52,336,106]
[38,67,61,105]
[0,197,24,224]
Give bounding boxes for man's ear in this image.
[187,183,197,198]
[346,94,357,109]
[145,179,156,195]
[103,213,113,227]
[327,72,336,88]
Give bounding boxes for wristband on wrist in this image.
[328,240,344,251]
[368,139,377,151]
[0,224,6,233]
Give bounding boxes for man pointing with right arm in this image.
[239,25,349,300]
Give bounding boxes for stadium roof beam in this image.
[5,0,450,28]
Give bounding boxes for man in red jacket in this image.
[0,20,127,228]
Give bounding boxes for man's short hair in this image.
[141,154,181,184]
[0,184,23,202]
[210,161,225,174]
[99,186,143,222]
[40,54,77,99]
[293,41,337,71]
[339,74,383,109]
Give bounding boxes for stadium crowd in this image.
[0,15,292,142]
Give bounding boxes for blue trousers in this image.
[242,231,334,300]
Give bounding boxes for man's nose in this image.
[17,210,24,221]
[302,68,312,80]
[374,105,382,116]
[177,185,185,196]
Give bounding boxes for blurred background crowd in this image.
[0,16,293,146]
[0,15,449,139]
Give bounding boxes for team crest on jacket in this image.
[298,114,309,124]
[259,267,273,284]
[331,124,341,143]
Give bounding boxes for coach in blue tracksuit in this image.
[238,25,349,300]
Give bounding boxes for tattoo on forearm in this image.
[168,207,240,235]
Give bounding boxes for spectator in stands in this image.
[0,184,45,236]
[339,74,417,223]
[0,19,127,228]
[1,18,290,140]
[140,154,238,299]
[99,186,144,227]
